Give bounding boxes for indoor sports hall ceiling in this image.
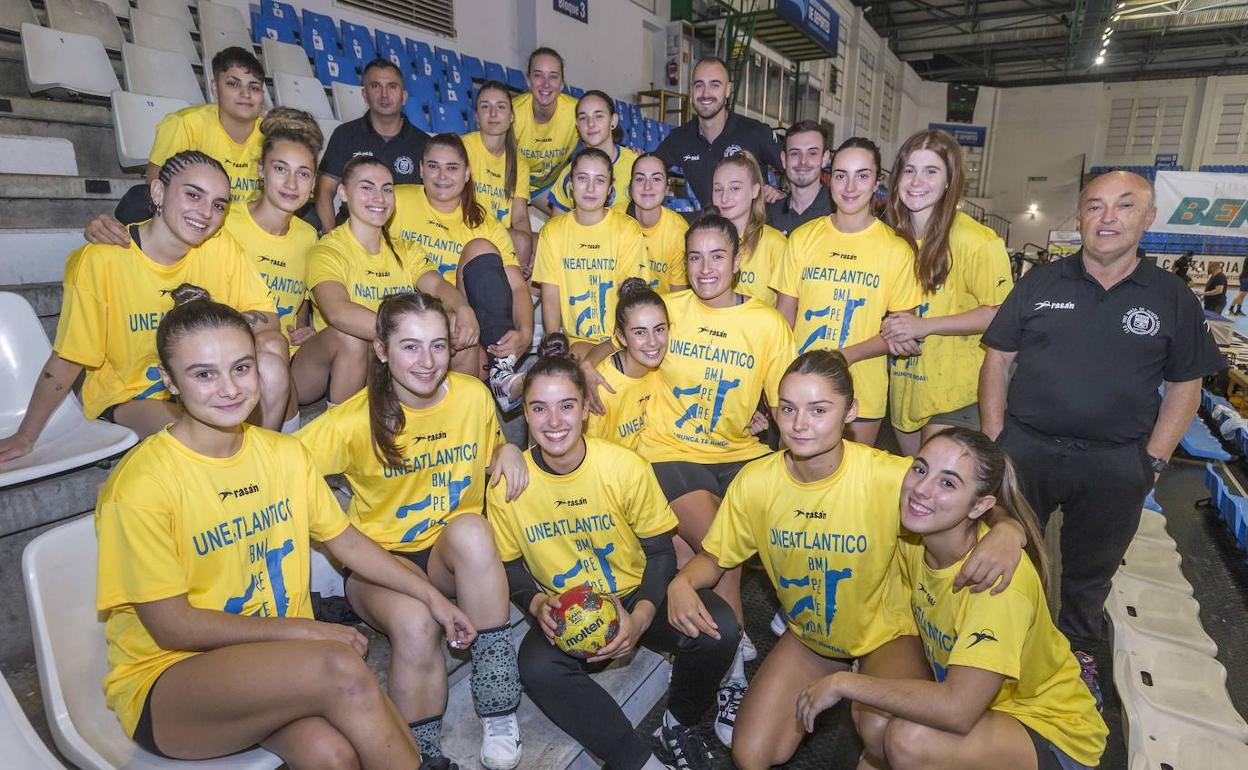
[857,0,1248,86]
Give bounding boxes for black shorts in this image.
[1025,724,1091,770]
[651,459,751,502]
[343,546,433,594]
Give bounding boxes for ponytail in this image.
[613,277,667,337]
[155,283,253,374]
[521,332,587,402]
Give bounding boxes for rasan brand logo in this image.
[219,483,260,501]
[917,582,936,607]
[792,509,827,520]
[410,431,448,445]
[366,269,392,278]
[258,255,288,268]
[555,497,588,508]
[1033,300,1075,311]
[698,326,728,339]
[577,242,602,250]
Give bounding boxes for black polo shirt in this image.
[765,185,833,236]
[655,112,782,208]
[981,251,1224,444]
[319,114,428,183]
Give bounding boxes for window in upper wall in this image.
[1213,93,1246,154]
[1130,97,1160,154]
[880,70,896,142]
[1157,96,1187,153]
[747,53,765,114]
[338,0,455,39]
[766,58,783,119]
[855,49,875,135]
[830,23,847,114]
[1105,97,1132,157]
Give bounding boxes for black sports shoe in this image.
[657,720,715,770]
[420,756,459,770]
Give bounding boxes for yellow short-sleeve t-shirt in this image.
[531,209,648,346]
[585,353,659,450]
[898,528,1107,767]
[389,184,520,284]
[148,104,263,202]
[638,207,689,292]
[513,92,580,195]
[704,444,914,658]
[486,438,677,596]
[637,290,794,464]
[306,223,437,331]
[548,144,639,212]
[53,229,275,419]
[774,217,922,419]
[462,131,532,229]
[295,373,503,552]
[889,213,1014,431]
[223,202,318,337]
[96,426,350,737]
[736,224,787,306]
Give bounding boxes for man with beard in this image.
[765,121,833,235]
[655,57,783,209]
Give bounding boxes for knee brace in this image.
[460,253,515,352]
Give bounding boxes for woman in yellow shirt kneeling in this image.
[95,284,472,766]
[797,428,1107,770]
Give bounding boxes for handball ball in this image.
[552,584,620,658]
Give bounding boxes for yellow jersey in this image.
[585,353,659,450]
[295,373,503,552]
[96,425,350,737]
[775,217,922,419]
[306,223,437,331]
[222,202,318,339]
[513,92,580,194]
[737,224,787,306]
[148,104,263,202]
[636,290,794,464]
[548,144,639,213]
[899,527,1107,767]
[53,229,274,419]
[531,209,648,346]
[704,444,914,658]
[389,184,520,284]
[637,207,689,292]
[462,131,532,229]
[486,437,678,597]
[889,213,1014,431]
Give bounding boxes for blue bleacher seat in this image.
[443,62,471,99]
[375,30,412,73]
[483,60,506,85]
[1181,414,1233,461]
[404,69,437,105]
[408,38,434,67]
[505,66,526,92]
[403,96,432,132]
[260,0,296,21]
[434,46,458,73]
[413,48,440,79]
[431,101,467,134]
[339,20,376,65]
[569,85,584,99]
[300,9,339,59]
[315,51,359,86]
[251,12,297,44]
[616,100,632,132]
[460,54,484,83]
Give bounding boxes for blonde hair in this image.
[713,151,766,261]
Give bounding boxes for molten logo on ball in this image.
[552,584,620,658]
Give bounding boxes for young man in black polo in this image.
[316,59,429,232]
[765,120,833,236]
[979,171,1224,709]
[654,57,783,209]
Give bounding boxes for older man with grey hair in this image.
[978,171,1224,709]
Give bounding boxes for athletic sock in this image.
[280,414,301,434]
[460,253,515,354]
[409,716,443,759]
[470,624,522,717]
[721,641,746,685]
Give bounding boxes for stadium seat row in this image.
[1139,231,1248,257]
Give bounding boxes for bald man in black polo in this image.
[979,171,1223,709]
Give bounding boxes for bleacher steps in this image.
[0,230,82,286]
[0,92,130,178]
[0,173,133,229]
[0,134,76,175]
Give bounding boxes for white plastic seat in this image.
[1129,727,1248,770]
[273,72,333,120]
[1106,574,1217,657]
[1114,647,1248,758]
[134,0,194,31]
[0,134,78,175]
[315,118,340,158]
[98,0,129,18]
[0,669,62,767]
[261,37,313,77]
[331,82,365,122]
[1133,507,1175,548]
[24,516,283,769]
[1116,537,1191,593]
[0,0,38,34]
[111,90,189,167]
[0,293,138,488]
[123,43,204,104]
[202,0,251,29]
[45,0,124,51]
[130,9,200,65]
[198,0,247,34]
[200,26,253,68]
[21,22,121,99]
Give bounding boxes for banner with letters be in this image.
[1153,170,1248,238]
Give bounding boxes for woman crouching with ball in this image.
[485,335,739,770]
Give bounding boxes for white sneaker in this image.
[739,631,756,662]
[487,354,522,411]
[714,680,746,747]
[479,713,521,770]
[770,610,787,637]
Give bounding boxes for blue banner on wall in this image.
[553,0,588,24]
[929,123,987,147]
[776,0,839,57]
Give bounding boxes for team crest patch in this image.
[1122,307,1160,336]
[395,155,415,175]
[724,144,743,157]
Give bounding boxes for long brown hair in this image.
[712,151,766,260]
[474,81,519,202]
[885,130,965,294]
[368,292,450,469]
[425,133,487,229]
[930,427,1050,593]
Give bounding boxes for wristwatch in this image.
[1147,455,1169,474]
